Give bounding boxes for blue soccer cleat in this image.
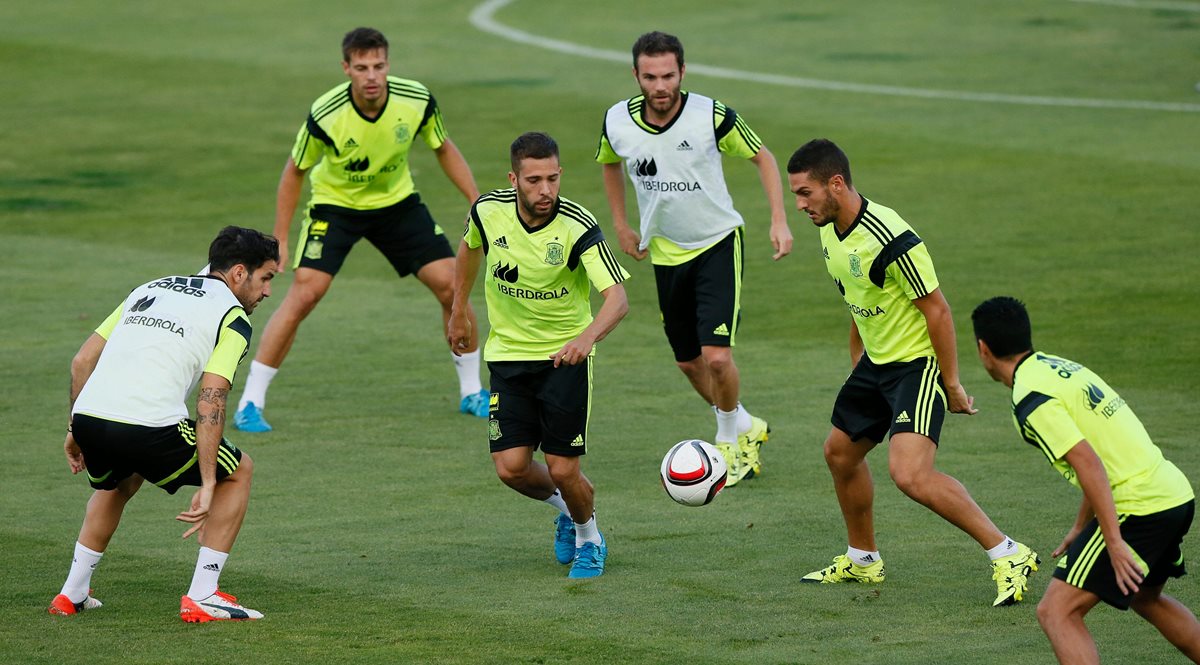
[568,535,607,579]
[233,402,272,433]
[554,513,576,564]
[459,389,489,418]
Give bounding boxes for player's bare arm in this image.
[179,373,230,538]
[273,157,309,271]
[65,333,106,474]
[1052,494,1096,558]
[448,238,482,354]
[601,162,646,260]
[1063,439,1145,595]
[913,288,977,415]
[434,138,480,203]
[551,283,629,367]
[748,146,792,260]
[848,319,864,370]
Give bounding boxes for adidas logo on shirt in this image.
[712,323,730,336]
[343,138,358,149]
[493,236,509,249]
[677,140,693,151]
[895,411,911,424]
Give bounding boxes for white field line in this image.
[469,0,1200,113]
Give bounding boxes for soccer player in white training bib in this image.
[50,226,278,622]
[233,27,486,433]
[596,31,791,486]
[449,132,629,579]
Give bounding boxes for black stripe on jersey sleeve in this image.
[416,94,439,134]
[868,230,922,288]
[312,88,351,122]
[732,115,762,153]
[595,115,610,161]
[714,102,737,141]
[1014,391,1053,432]
[896,253,929,297]
[388,82,432,101]
[597,240,625,283]
[469,202,489,255]
[568,226,604,271]
[306,114,339,155]
[226,315,253,347]
[859,213,893,247]
[558,200,598,229]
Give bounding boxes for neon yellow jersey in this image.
[464,190,629,361]
[1011,352,1193,515]
[292,76,447,210]
[820,197,938,364]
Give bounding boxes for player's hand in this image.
[945,383,978,415]
[1052,525,1083,558]
[447,308,472,356]
[550,337,592,367]
[64,431,86,474]
[770,220,793,260]
[1107,537,1145,596]
[177,484,214,539]
[615,226,648,261]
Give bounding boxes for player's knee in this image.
[493,460,528,487]
[675,357,702,377]
[1036,596,1059,630]
[888,464,926,500]
[701,347,733,374]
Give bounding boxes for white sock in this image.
[847,546,881,567]
[574,514,601,547]
[986,536,1018,561]
[543,489,569,515]
[735,402,753,434]
[238,360,278,411]
[715,407,738,443]
[186,546,229,600]
[61,542,103,603]
[452,350,483,398]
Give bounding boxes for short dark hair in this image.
[208,226,279,274]
[971,296,1033,358]
[342,27,388,61]
[786,138,853,187]
[510,132,559,173]
[632,31,684,70]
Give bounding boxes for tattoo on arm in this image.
[196,387,228,426]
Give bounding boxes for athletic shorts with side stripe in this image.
[653,228,743,362]
[831,355,947,445]
[1053,500,1194,609]
[487,359,591,457]
[295,193,454,277]
[71,413,243,495]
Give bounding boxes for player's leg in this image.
[539,359,605,578]
[489,361,576,563]
[888,433,1004,546]
[50,474,143,615]
[236,211,360,431]
[1037,578,1103,664]
[1130,585,1200,661]
[371,199,487,416]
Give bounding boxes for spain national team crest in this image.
[304,239,324,260]
[488,418,501,441]
[544,241,564,266]
[849,253,863,278]
[394,123,411,144]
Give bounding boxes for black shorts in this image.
[831,355,946,444]
[487,359,591,457]
[1053,500,1194,610]
[71,413,243,495]
[653,228,743,362]
[295,193,454,277]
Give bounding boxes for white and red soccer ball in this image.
[660,439,727,506]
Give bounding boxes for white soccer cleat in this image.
[180,590,263,622]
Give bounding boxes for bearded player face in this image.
[508,157,562,225]
[634,52,684,118]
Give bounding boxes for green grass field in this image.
[3,1,1199,662]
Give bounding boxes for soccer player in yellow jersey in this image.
[787,139,1037,606]
[596,32,789,485]
[449,132,629,578]
[233,27,485,432]
[974,297,1200,664]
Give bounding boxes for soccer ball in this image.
[660,439,728,507]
